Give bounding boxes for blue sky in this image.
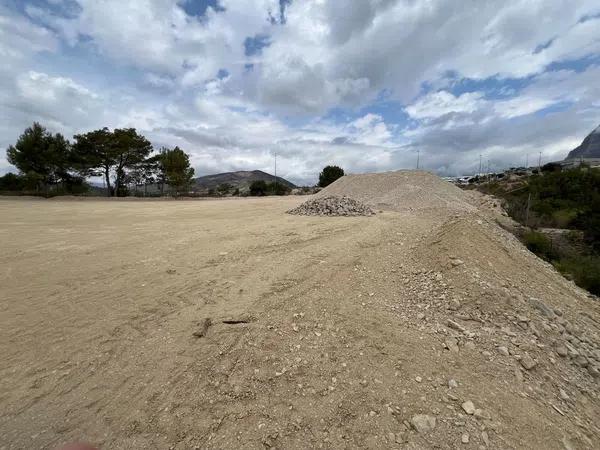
[1,0,599,184]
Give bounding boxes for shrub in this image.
[249,180,268,196]
[523,231,557,261]
[318,165,344,187]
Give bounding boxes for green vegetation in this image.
[318,165,344,188]
[3,122,195,197]
[476,167,600,295]
[6,123,87,195]
[249,180,291,196]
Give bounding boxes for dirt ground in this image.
[1,195,599,449]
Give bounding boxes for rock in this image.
[520,354,537,370]
[445,337,459,353]
[462,433,470,444]
[482,351,492,357]
[451,259,465,267]
[387,432,396,443]
[497,346,510,356]
[481,431,490,447]
[287,196,375,217]
[447,320,466,332]
[555,345,568,357]
[410,414,436,433]
[528,297,556,319]
[575,355,589,368]
[464,341,476,350]
[559,389,570,401]
[461,400,476,415]
[448,299,461,311]
[474,409,491,420]
[415,376,423,383]
[588,365,600,379]
[448,379,458,389]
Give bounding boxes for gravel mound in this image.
[287,196,375,216]
[317,170,476,213]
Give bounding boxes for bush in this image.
[249,180,268,196]
[523,231,557,261]
[555,256,600,296]
[318,165,344,188]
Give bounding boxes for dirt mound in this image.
[317,170,476,212]
[287,196,375,216]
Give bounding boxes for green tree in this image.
[216,183,233,196]
[249,180,268,196]
[318,165,345,187]
[73,128,153,196]
[6,122,75,193]
[160,147,195,195]
[0,173,26,191]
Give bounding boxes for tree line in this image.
[2,123,195,197]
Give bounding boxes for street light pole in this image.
[274,152,277,193]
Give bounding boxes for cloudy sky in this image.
[1,0,599,184]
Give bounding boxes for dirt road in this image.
[1,196,599,449]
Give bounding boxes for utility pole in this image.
[525,192,531,227]
[479,154,482,176]
[416,149,420,170]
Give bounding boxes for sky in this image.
[1,0,599,185]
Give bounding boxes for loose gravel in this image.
[287,196,375,216]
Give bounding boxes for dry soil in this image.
[1,180,599,449]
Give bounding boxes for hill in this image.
[193,170,296,192]
[566,124,600,159]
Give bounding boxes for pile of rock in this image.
[287,196,375,217]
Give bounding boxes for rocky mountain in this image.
[566,124,600,159]
[193,170,296,191]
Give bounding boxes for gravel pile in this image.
[317,170,476,213]
[287,196,375,216]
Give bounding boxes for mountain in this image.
[566,124,600,159]
[193,170,297,191]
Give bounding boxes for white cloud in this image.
[1,1,600,182]
[406,92,486,120]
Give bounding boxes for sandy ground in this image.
[1,195,599,449]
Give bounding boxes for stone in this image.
[410,414,436,433]
[415,376,423,383]
[464,341,476,350]
[445,337,459,353]
[461,400,476,415]
[497,346,510,356]
[448,379,458,389]
[481,431,490,447]
[555,345,568,357]
[528,297,556,319]
[448,299,461,311]
[588,365,600,379]
[447,320,465,332]
[575,355,589,367]
[520,354,537,370]
[287,196,375,217]
[451,259,465,267]
[462,433,470,444]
